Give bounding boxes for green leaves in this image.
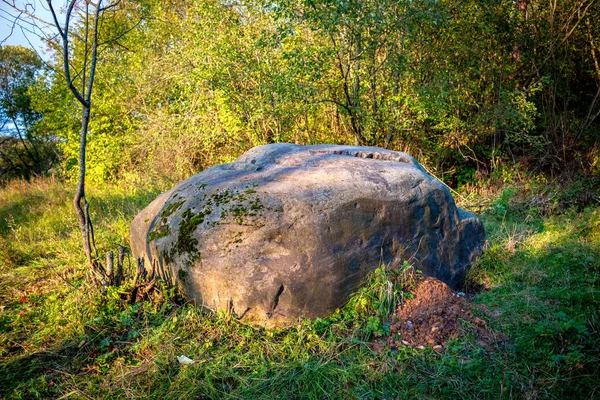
[0,45,58,181]
[23,0,599,184]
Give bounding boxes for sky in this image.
[0,1,58,137]
[0,1,59,61]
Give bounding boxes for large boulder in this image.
[130,144,485,326]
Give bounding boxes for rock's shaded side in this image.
[130,144,485,326]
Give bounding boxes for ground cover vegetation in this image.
[0,174,598,398]
[0,0,599,398]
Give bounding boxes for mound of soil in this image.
[383,277,505,351]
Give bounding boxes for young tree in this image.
[47,0,105,268]
[2,0,122,274]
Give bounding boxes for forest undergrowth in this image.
[0,172,598,399]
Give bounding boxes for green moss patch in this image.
[211,185,265,226]
[161,199,185,219]
[147,200,185,242]
[173,207,212,262]
[154,185,266,258]
[148,224,170,241]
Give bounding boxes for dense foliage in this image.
[2,0,599,186]
[0,45,58,181]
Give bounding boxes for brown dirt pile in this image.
[384,277,505,351]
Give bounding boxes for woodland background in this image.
[1,0,599,186]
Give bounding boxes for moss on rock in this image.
[173,207,212,262]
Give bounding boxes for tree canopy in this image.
[2,0,599,185]
[0,44,56,180]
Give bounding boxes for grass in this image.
[0,175,599,399]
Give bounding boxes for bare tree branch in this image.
[47,0,87,105]
[0,0,55,28]
[86,1,101,102]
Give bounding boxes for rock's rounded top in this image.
[130,144,485,327]
[232,143,421,168]
[163,144,434,210]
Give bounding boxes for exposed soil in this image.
[382,277,506,351]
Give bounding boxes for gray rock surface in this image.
[130,144,485,326]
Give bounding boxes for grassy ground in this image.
[0,175,598,399]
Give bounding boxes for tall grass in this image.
[0,176,598,399]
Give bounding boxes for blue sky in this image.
[0,1,57,61]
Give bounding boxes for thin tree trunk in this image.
[73,104,93,265]
[352,32,362,144]
[385,72,400,148]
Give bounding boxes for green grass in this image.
[0,176,599,399]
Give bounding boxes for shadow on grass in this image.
[0,180,164,398]
[469,207,600,399]
[0,342,81,398]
